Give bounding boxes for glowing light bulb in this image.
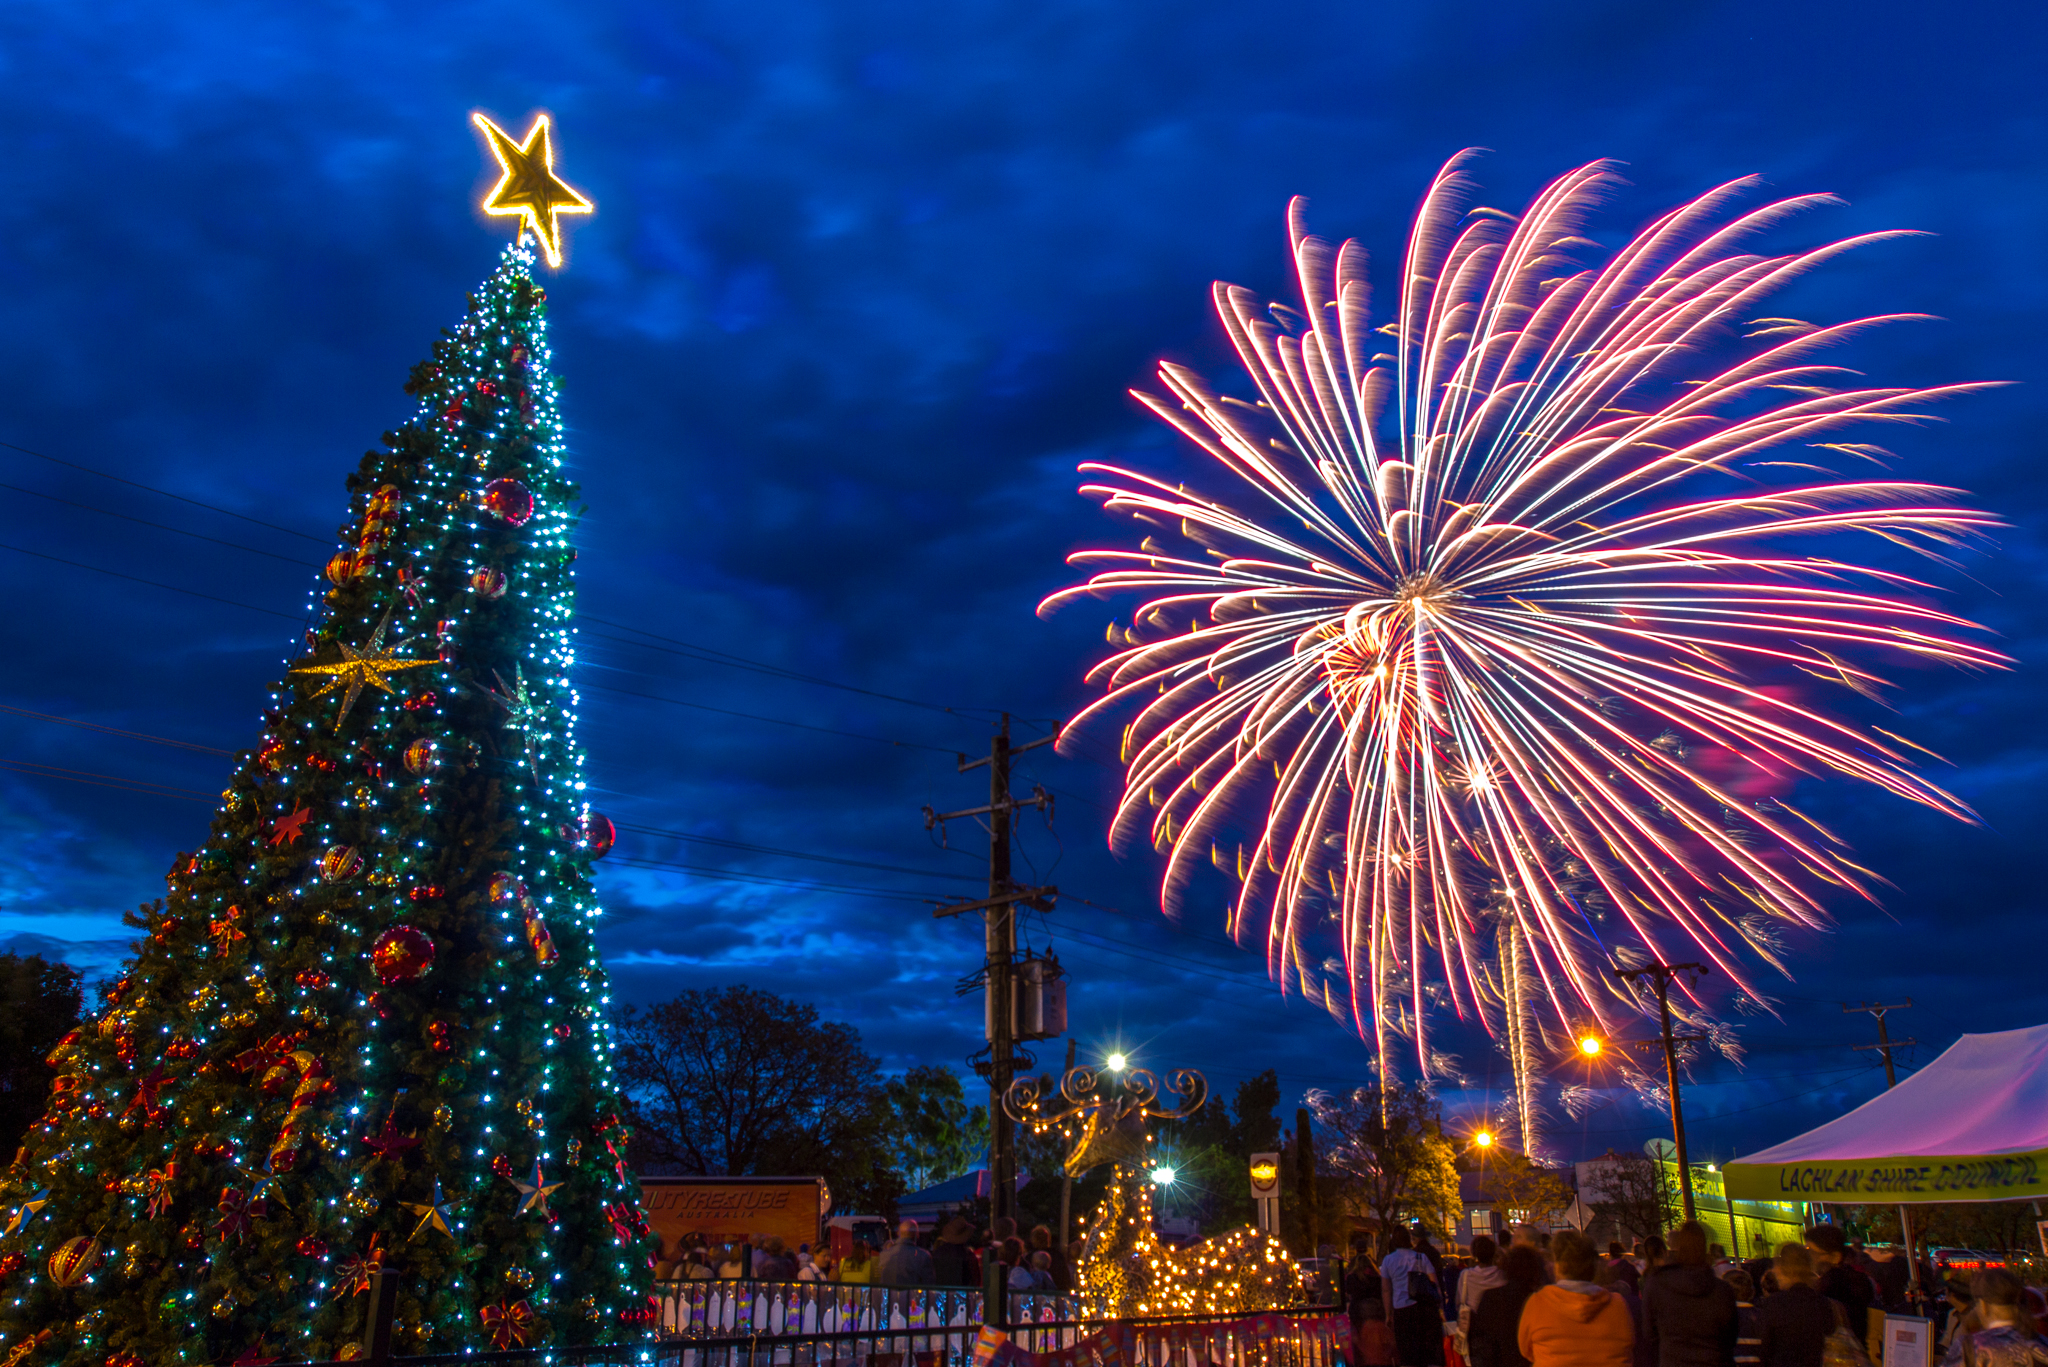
[1107,1053,1127,1071]
[1150,1165,1176,1186]
[1473,1130,1494,1149]
[1579,1035,1603,1057]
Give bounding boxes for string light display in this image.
[1007,1065,1303,1318]
[0,220,652,1357]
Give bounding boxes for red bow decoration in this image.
[230,1032,305,1077]
[123,1067,173,1129]
[2,1329,54,1367]
[143,1163,180,1219]
[208,905,246,952]
[479,1298,537,1349]
[332,1236,385,1300]
[214,1186,251,1241]
[603,1200,649,1244]
[230,1341,279,1367]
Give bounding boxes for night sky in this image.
[2,0,2042,1174]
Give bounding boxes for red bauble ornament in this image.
[307,753,339,772]
[318,845,364,881]
[296,1236,328,1260]
[402,690,439,713]
[0,1251,24,1278]
[427,1021,454,1053]
[370,926,435,984]
[368,991,392,1019]
[293,969,331,990]
[47,1236,103,1287]
[488,873,529,906]
[580,811,616,858]
[408,885,444,903]
[403,739,440,775]
[554,1023,572,1040]
[479,478,535,526]
[469,567,508,600]
[491,1154,516,1178]
[257,737,287,773]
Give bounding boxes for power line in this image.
[0,438,329,544]
[0,758,217,803]
[0,442,1072,751]
[0,481,318,566]
[605,854,947,903]
[583,621,984,720]
[581,680,959,753]
[616,821,980,883]
[0,542,308,623]
[0,703,235,756]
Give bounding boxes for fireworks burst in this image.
[1042,153,2007,1078]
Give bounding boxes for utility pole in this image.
[1057,1036,1077,1245]
[1613,960,1709,1221]
[1845,1000,1918,1294]
[925,714,1056,1230]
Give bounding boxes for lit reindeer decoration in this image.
[1005,1065,1302,1316]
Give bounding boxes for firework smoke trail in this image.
[1499,921,1543,1158]
[1041,153,2008,1079]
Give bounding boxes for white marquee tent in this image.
[1723,1023,2048,1205]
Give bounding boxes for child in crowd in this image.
[1349,1297,1396,1367]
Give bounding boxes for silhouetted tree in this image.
[0,952,82,1160]
[1308,1081,1460,1252]
[884,1063,987,1191]
[614,985,902,1214]
[1582,1149,1678,1242]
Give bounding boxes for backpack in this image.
[1405,1255,1438,1306]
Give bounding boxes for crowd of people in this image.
[654,1217,1079,1294]
[1340,1221,2048,1367]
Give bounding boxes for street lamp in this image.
[1106,1052,1127,1072]
[1472,1130,1495,1150]
[1578,1034,1603,1058]
[1150,1164,1177,1186]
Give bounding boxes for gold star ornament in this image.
[291,604,436,730]
[472,112,593,268]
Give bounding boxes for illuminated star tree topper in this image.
[472,111,594,269]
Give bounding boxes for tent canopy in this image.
[1723,1024,2048,1204]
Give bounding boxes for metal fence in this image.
[651,1278,1094,1340]
[282,1279,1345,1367]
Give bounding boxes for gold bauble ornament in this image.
[47,1236,103,1287]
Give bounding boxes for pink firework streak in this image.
[1040,153,2009,1075]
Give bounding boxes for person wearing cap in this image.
[933,1216,981,1287]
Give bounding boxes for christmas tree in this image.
[0,119,653,1365]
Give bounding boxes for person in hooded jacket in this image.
[1642,1222,1738,1367]
[1518,1230,1635,1367]
[1467,1244,1547,1367]
[1456,1237,1507,1365]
